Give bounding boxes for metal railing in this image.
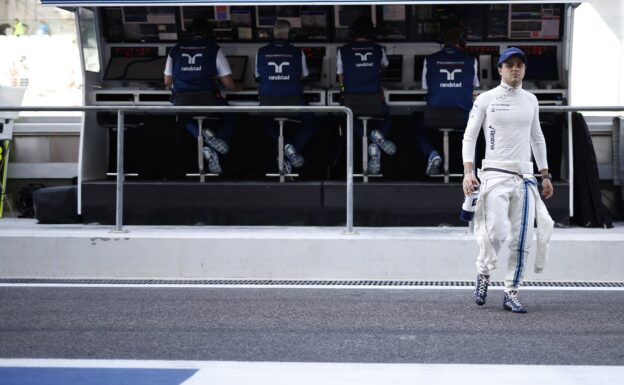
[0,105,354,233]
[1,105,623,234]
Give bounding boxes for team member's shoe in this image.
[284,144,304,168]
[474,274,490,306]
[426,151,442,176]
[202,146,222,175]
[370,130,396,156]
[503,290,527,313]
[367,143,381,175]
[202,128,229,155]
[282,159,293,175]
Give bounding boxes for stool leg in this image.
[278,119,285,183]
[197,119,205,183]
[443,129,450,184]
[362,121,369,184]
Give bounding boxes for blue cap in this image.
[498,47,527,66]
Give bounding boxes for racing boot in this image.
[474,273,490,306]
[503,290,527,313]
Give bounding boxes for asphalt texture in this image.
[1,287,623,365]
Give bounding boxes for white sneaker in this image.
[202,128,229,155]
[202,146,222,174]
[367,143,381,175]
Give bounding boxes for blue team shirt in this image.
[256,41,305,97]
[424,45,477,112]
[338,42,384,94]
[169,39,220,95]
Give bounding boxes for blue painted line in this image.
[0,368,197,385]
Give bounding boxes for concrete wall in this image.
[1,223,623,282]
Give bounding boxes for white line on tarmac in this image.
[0,283,623,291]
[0,359,622,385]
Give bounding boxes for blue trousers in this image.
[263,112,317,154]
[353,102,391,138]
[415,109,469,159]
[180,98,237,145]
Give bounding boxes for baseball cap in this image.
[498,47,527,66]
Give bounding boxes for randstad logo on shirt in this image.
[354,51,374,68]
[439,81,463,88]
[268,61,291,80]
[439,68,462,87]
[181,53,203,71]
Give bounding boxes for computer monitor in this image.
[256,6,276,27]
[413,55,426,82]
[104,56,167,82]
[381,55,402,82]
[516,45,558,81]
[492,46,558,82]
[334,5,376,28]
[121,7,177,36]
[226,55,248,82]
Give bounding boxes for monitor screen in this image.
[517,45,558,81]
[227,55,248,82]
[492,46,558,81]
[381,55,402,82]
[413,55,426,82]
[117,7,177,41]
[301,6,327,28]
[256,6,277,27]
[334,5,376,28]
[104,56,167,81]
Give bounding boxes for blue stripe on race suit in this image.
[513,178,536,287]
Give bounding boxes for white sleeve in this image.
[216,49,232,77]
[462,93,487,164]
[529,95,549,171]
[301,50,309,78]
[336,49,343,75]
[381,48,389,68]
[473,58,480,88]
[421,58,428,90]
[254,52,259,78]
[164,55,173,76]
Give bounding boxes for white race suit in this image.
[462,82,555,291]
